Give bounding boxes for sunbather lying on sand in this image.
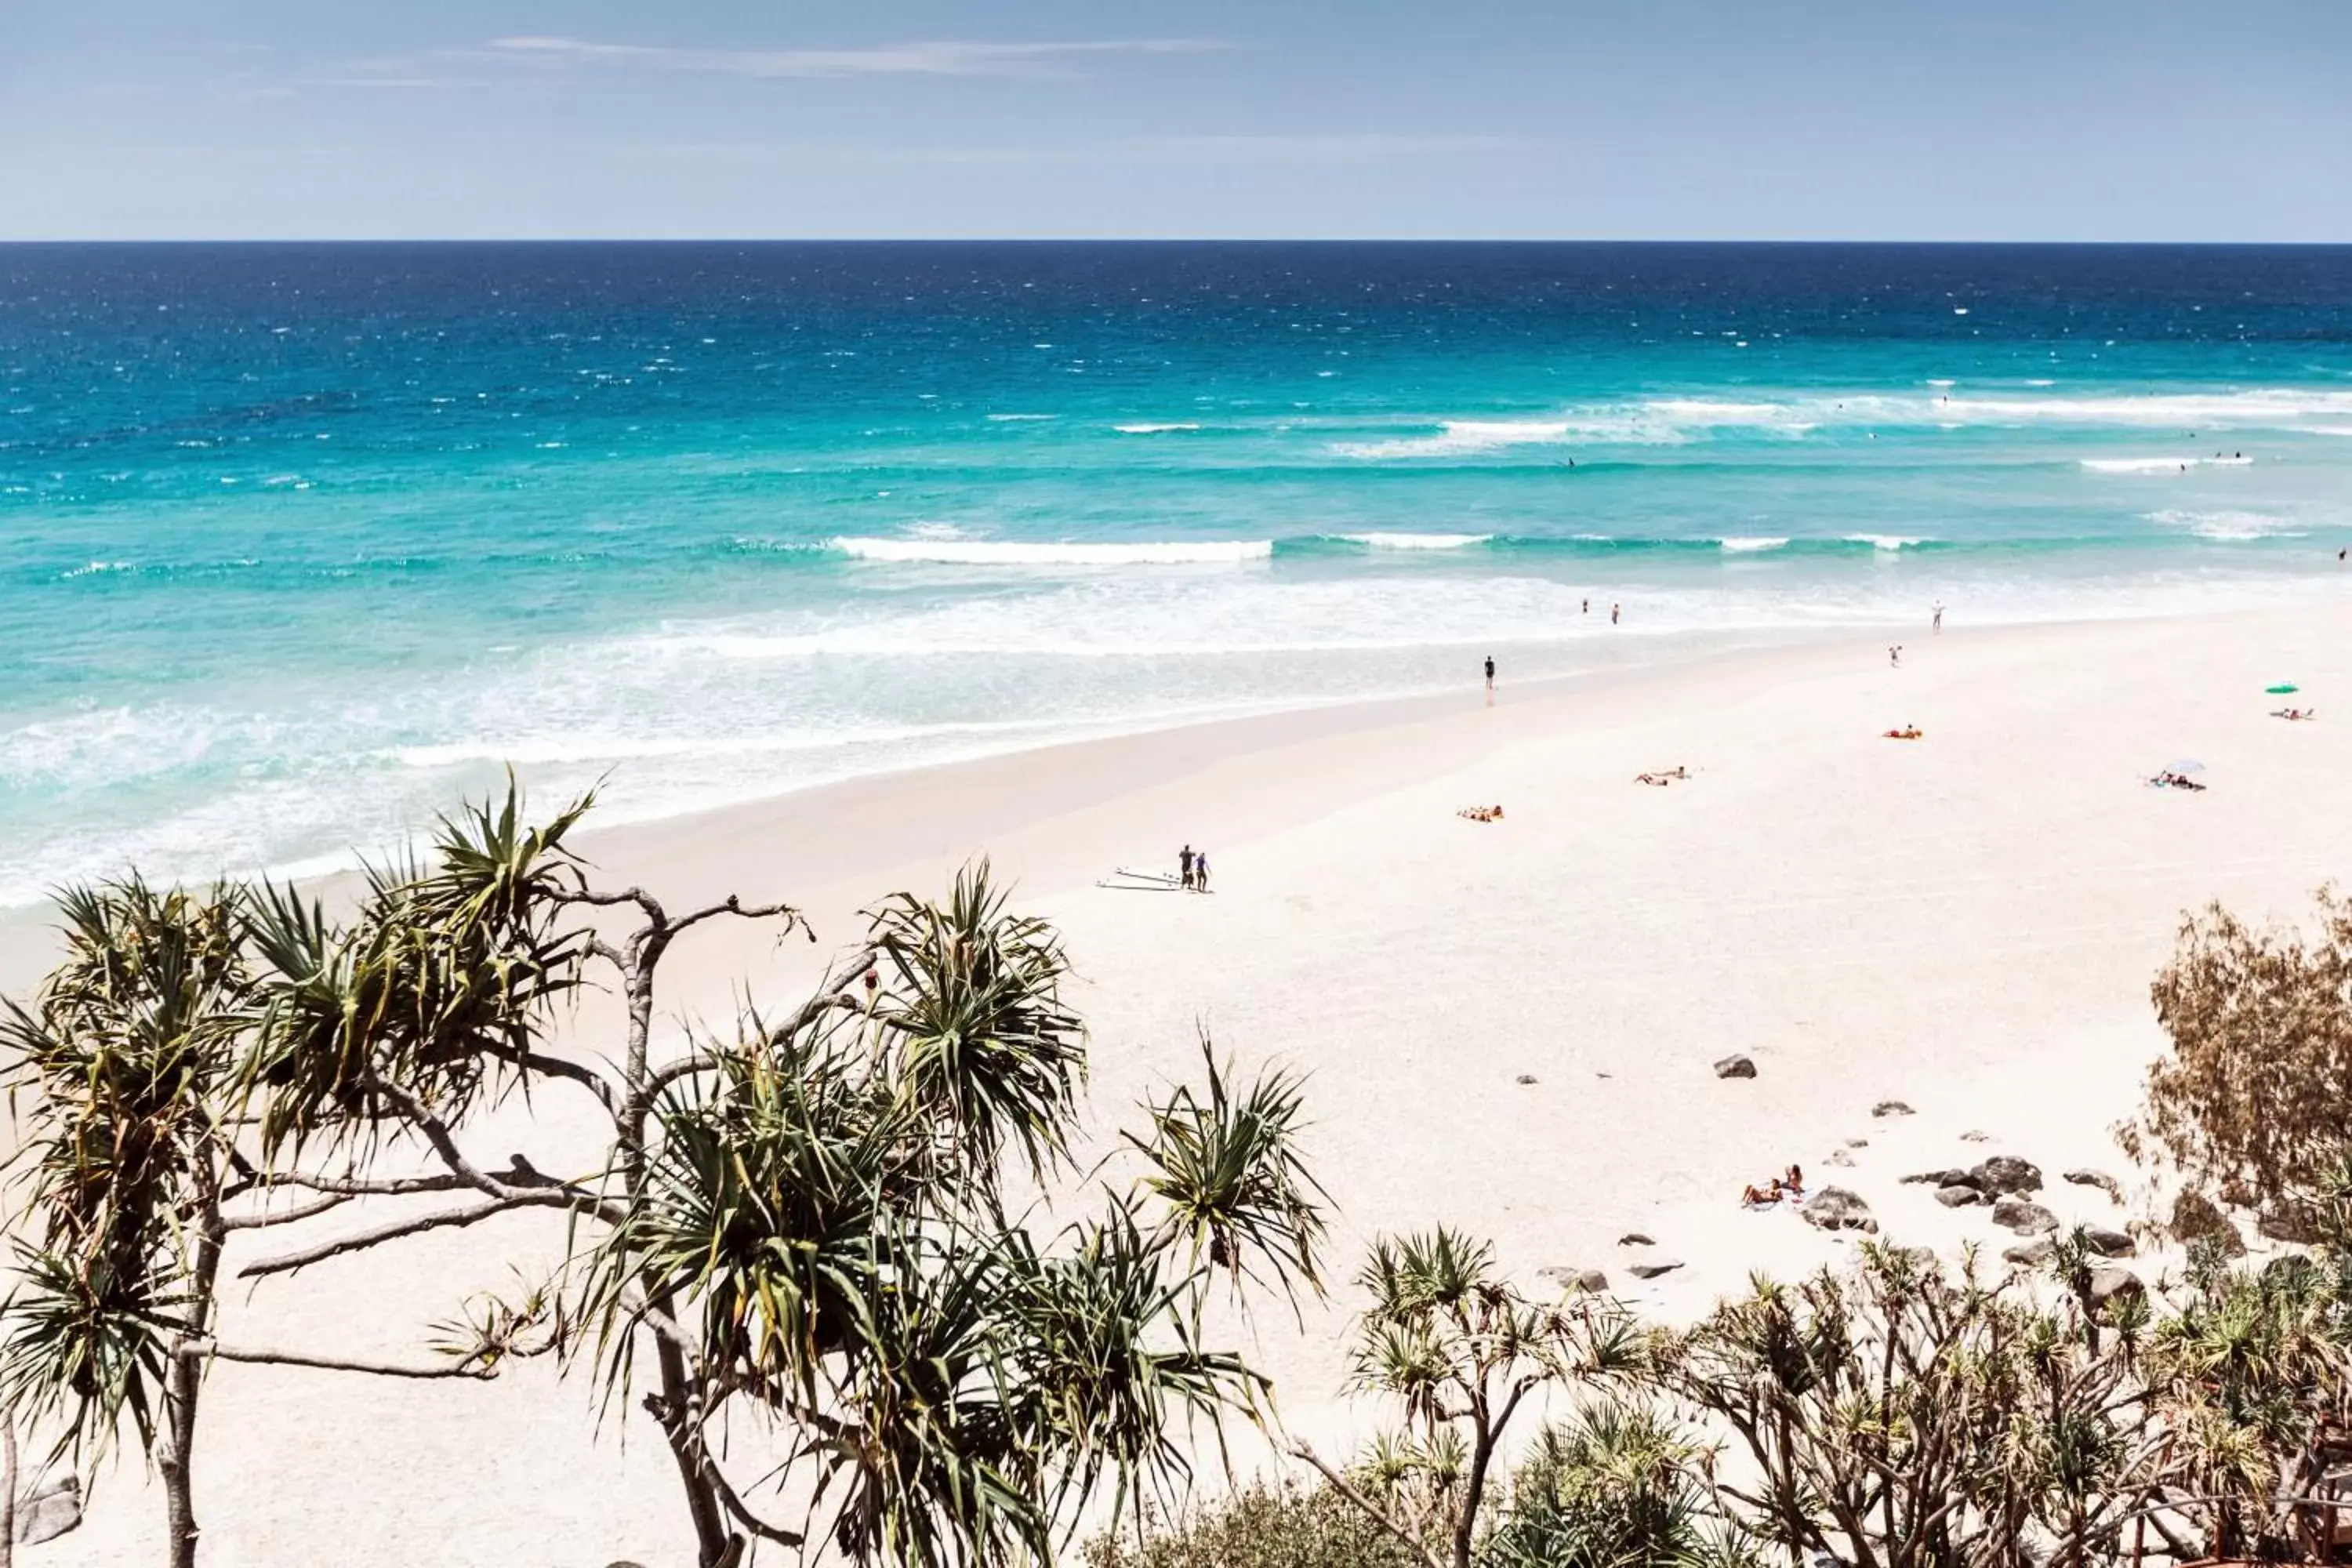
[2149,771,2208,792]
[1882,725,1924,740]
[1457,804,1505,822]
[1740,1165,1808,1210]
[2271,707,2317,721]
[1635,766,1690,786]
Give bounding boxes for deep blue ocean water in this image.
[5,241,2351,905]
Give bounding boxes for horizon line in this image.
[6,236,2352,248]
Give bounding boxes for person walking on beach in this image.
[1179,844,1195,891]
[1932,601,1944,634]
[1889,644,1904,668]
[1610,603,1621,626]
[1484,655,1496,696]
[1581,597,1589,615]
[1193,851,1210,892]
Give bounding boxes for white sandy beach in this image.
[10,597,2352,1567]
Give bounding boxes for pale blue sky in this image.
[5,1,2349,240]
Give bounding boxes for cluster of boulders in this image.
[1897,1156,2136,1265]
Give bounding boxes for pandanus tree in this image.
[2,781,1330,1568]
[1296,1227,1646,1568]
[0,880,503,1568]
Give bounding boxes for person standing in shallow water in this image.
[1483,655,1495,703]
[1932,601,1944,634]
[1610,603,1621,626]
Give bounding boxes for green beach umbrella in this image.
[2267,683,2299,694]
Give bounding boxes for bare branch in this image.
[667,894,805,942]
[246,1169,476,1197]
[180,1340,493,1381]
[236,1191,576,1279]
[1290,1443,1445,1568]
[478,1039,617,1114]
[557,886,666,924]
[221,1192,352,1231]
[641,1390,807,1549]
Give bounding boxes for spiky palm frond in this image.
[996,1200,1265,1537]
[244,778,592,1156]
[0,1244,179,1462]
[1127,1040,1328,1305]
[585,1029,907,1415]
[0,878,251,1462]
[811,1219,1051,1568]
[866,862,1085,1184]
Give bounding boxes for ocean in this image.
[4,241,2350,907]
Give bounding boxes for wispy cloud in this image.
[1127,134,1511,162]
[485,35,1226,80]
[624,134,1516,170]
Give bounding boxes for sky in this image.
[5,0,2350,241]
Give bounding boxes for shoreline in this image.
[12,593,2352,1566]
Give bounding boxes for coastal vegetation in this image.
[8,808,2352,1566]
[0,784,1325,1568]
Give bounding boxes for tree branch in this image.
[1290,1443,1444,1568]
[180,1341,493,1381]
[236,1191,575,1279]
[557,886,666,924]
[478,1039,617,1115]
[221,1192,352,1231]
[666,894,806,942]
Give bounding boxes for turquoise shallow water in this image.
[4,242,2351,905]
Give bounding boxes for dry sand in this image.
[9,599,2352,1566]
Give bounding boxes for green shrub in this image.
[1483,1400,1720,1568]
[1083,1480,1422,1568]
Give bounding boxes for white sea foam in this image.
[1113,422,1202,434]
[1719,537,1791,553]
[1338,388,2352,459]
[1846,534,1927,550]
[985,412,1058,422]
[1334,532,1494,550]
[832,536,1272,566]
[2146,509,2307,542]
[1330,419,1571,459]
[2081,456,2256,474]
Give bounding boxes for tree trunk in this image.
[3,1410,18,1568]
[652,1312,734,1566]
[159,1159,228,1568]
[1453,1423,1494,1568]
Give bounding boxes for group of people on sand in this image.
[1178,844,1213,891]
[1882,724,1924,740]
[2149,770,2207,793]
[2272,706,2318,722]
[1634,766,1689,786]
[1741,1164,1807,1210]
[1457,804,1506,823]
